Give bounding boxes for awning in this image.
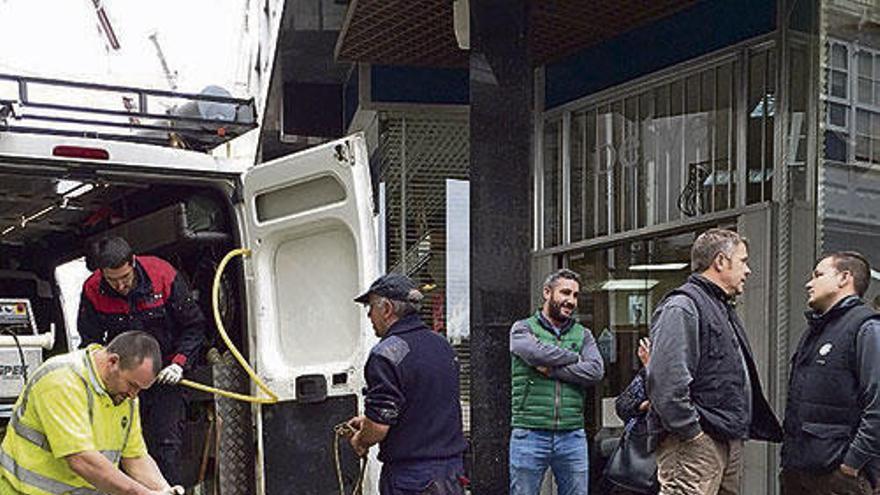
[335,0,699,68]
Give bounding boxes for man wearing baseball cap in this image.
[346,273,468,494]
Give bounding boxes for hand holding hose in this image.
[345,416,364,435]
[342,416,367,456]
[334,419,367,494]
[349,434,368,458]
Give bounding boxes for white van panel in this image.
[269,224,360,369]
[241,134,377,401]
[0,132,250,174]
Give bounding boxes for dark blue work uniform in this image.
[364,313,467,495]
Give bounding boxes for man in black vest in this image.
[781,251,880,495]
[346,273,467,495]
[646,228,782,495]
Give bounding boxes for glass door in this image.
[567,229,708,434]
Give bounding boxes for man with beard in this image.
[781,251,880,495]
[509,268,604,495]
[646,228,782,495]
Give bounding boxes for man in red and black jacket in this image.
[78,236,207,486]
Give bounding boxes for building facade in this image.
[530,1,879,493]
[257,0,880,493]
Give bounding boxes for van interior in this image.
[0,165,246,488]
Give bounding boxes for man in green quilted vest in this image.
[509,268,604,495]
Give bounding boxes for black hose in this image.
[0,328,28,383]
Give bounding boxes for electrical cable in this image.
[1,327,28,383]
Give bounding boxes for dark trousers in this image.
[379,457,466,495]
[781,468,873,495]
[139,383,187,485]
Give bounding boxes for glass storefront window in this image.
[543,120,562,247]
[787,40,811,202]
[596,105,612,236]
[568,229,701,433]
[820,1,880,308]
[822,39,880,167]
[560,58,742,246]
[747,48,776,204]
[715,62,736,209]
[571,113,586,241]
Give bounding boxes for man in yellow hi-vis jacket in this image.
[0,330,183,495]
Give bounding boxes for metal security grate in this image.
[453,341,471,434]
[378,114,469,279]
[376,113,471,432]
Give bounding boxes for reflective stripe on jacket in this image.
[0,346,141,495]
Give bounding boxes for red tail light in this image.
[52,146,110,160]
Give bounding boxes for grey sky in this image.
[0,0,249,95]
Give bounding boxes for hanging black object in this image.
[603,417,658,494]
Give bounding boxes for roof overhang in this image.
[335,0,700,68]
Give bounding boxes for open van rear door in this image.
[239,134,378,494]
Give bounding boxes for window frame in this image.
[537,35,778,251]
[825,38,880,167]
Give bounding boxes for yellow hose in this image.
[179,247,279,404]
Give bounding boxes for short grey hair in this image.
[691,228,749,273]
[106,330,162,376]
[385,289,423,318]
[543,268,581,290]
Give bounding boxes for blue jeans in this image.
[509,428,589,495]
[379,457,465,495]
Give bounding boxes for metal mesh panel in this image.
[376,113,471,432]
[529,1,698,64]
[379,115,469,274]
[452,341,471,434]
[336,0,465,67]
[336,0,698,67]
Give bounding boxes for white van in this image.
[0,74,378,494]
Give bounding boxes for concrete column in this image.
[469,1,533,493]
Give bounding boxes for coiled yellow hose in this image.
[179,247,279,404]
